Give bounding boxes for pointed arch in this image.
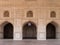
[0,21,13,39]
[46,22,56,39]
[22,21,37,39]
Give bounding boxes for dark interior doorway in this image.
[4,23,13,39]
[46,23,56,39]
[23,22,37,39]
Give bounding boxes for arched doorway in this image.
[46,23,56,39]
[23,21,37,39]
[3,23,13,39]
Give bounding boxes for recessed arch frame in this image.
[46,21,58,39]
[0,21,14,39]
[22,21,37,39]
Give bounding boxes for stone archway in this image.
[3,23,13,39]
[46,23,56,39]
[23,21,37,39]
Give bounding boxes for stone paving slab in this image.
[0,39,60,45]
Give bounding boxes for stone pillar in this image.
[37,20,46,40]
[14,19,22,40]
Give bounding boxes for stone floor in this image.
[0,39,60,45]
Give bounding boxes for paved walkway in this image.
[0,39,60,45]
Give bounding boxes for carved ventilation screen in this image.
[4,11,9,17]
[50,11,56,18]
[27,11,33,17]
